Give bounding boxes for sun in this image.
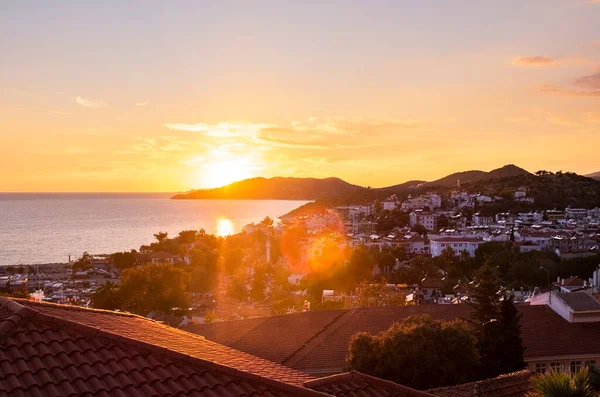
[201,158,255,188]
[216,218,235,237]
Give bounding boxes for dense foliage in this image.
[347,315,479,389]
[469,261,526,379]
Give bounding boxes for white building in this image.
[429,237,485,257]
[472,213,493,226]
[401,193,442,211]
[476,195,493,203]
[565,208,588,220]
[409,210,438,231]
[518,212,544,223]
[382,194,399,211]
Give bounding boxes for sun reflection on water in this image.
[216,217,235,237]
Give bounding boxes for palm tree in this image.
[527,368,596,397]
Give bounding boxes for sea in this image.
[0,193,308,265]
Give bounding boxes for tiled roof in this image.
[189,305,471,375]
[518,304,600,360]
[428,370,532,397]
[430,237,484,243]
[304,371,436,397]
[556,292,600,311]
[186,310,347,365]
[0,297,319,397]
[191,304,600,375]
[561,276,585,287]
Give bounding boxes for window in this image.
[571,361,582,373]
[535,363,547,374]
[585,360,596,368]
[549,362,562,372]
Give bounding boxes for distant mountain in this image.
[425,164,531,188]
[586,171,600,181]
[173,165,600,212]
[172,177,363,200]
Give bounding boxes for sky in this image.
[1,0,599,192]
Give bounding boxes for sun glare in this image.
[201,158,257,189]
[216,217,235,237]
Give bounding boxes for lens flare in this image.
[216,218,235,237]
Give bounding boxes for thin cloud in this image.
[135,102,149,107]
[538,84,600,98]
[512,56,597,68]
[512,56,555,66]
[75,96,107,108]
[162,122,273,138]
[574,71,600,89]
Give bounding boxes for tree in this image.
[223,247,244,275]
[495,295,526,375]
[437,214,450,229]
[260,216,274,228]
[90,281,122,310]
[373,199,383,215]
[118,262,190,315]
[72,252,92,272]
[250,266,267,302]
[469,261,502,324]
[354,281,406,307]
[347,315,479,389]
[110,251,137,270]
[188,245,220,293]
[528,368,594,397]
[178,230,199,244]
[469,262,525,378]
[154,232,169,243]
[227,269,249,301]
[411,224,427,235]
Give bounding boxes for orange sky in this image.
[1,1,599,192]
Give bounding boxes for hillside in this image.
[464,171,600,209]
[424,164,531,188]
[173,165,600,213]
[172,177,363,200]
[587,171,600,181]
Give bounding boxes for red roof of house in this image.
[190,305,472,375]
[428,370,532,397]
[190,304,600,375]
[304,371,436,397]
[184,310,347,365]
[0,297,318,397]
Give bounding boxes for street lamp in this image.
[481,319,497,345]
[540,267,550,289]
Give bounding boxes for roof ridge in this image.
[281,309,349,366]
[427,370,532,393]
[0,297,38,340]
[3,297,327,397]
[12,298,145,319]
[284,308,358,368]
[227,317,268,346]
[304,371,436,397]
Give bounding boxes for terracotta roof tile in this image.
[0,297,327,397]
[14,298,312,385]
[556,292,600,311]
[188,304,600,375]
[305,371,436,397]
[428,370,532,397]
[188,310,347,364]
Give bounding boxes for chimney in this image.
[562,278,565,286]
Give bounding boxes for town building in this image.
[409,210,438,231]
[472,213,493,226]
[429,237,485,257]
